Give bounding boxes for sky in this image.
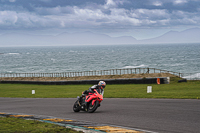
[0,0,200,40]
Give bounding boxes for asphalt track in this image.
[0,98,199,133]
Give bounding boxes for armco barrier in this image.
[0,77,169,85]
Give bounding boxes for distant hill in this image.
[0,31,137,46]
[0,28,200,46]
[139,28,200,44]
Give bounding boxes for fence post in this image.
[147,68,150,74]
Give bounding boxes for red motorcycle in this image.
[73,88,103,113]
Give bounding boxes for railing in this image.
[0,68,183,78]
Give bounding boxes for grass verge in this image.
[0,78,199,99]
[0,117,82,133]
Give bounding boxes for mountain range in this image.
[0,28,200,46]
[140,28,200,44]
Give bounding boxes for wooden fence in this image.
[0,68,183,78]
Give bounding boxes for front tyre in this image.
[88,100,99,113]
[73,100,81,112]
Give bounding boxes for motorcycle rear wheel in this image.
[88,100,99,113]
[73,100,81,112]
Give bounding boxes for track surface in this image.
[0,98,199,133]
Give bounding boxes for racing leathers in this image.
[82,85,104,96]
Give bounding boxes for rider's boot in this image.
[79,93,86,102]
[78,96,82,103]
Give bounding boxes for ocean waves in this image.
[0,44,200,74]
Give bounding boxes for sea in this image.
[0,43,200,79]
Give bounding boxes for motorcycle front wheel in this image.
[88,100,99,113]
[73,100,81,112]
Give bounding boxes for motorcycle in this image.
[73,88,103,113]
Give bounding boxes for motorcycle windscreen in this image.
[96,88,104,95]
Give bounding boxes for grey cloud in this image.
[35,6,75,15]
[0,0,200,31]
[9,0,16,2]
[0,10,62,30]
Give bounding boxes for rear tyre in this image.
[88,100,99,113]
[73,100,81,112]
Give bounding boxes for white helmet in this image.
[98,81,106,89]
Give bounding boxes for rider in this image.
[80,81,106,102]
[83,81,106,95]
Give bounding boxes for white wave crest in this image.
[69,50,77,53]
[123,64,147,69]
[183,73,200,79]
[6,71,13,73]
[7,53,20,55]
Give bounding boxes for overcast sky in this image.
[0,0,200,39]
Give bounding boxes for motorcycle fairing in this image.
[85,89,103,105]
[85,93,96,103]
[92,99,97,105]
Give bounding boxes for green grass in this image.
[0,117,82,133]
[0,78,200,99]
[0,84,89,98]
[104,82,200,99]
